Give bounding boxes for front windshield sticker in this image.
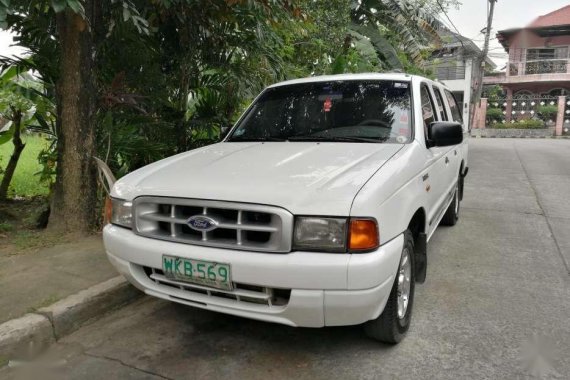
[394,82,409,89]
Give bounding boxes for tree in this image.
[0,0,455,234]
[47,2,98,232]
[348,0,451,72]
[1,0,146,232]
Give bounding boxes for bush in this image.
[537,105,558,120]
[486,108,503,122]
[492,119,545,129]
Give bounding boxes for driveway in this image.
[4,139,570,379]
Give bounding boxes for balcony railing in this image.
[508,59,570,76]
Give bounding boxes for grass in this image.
[27,294,61,313]
[0,133,50,197]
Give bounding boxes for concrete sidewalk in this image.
[0,235,141,365]
[0,236,116,324]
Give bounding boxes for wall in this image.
[506,30,570,53]
[472,128,556,138]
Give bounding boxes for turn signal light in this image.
[104,196,113,225]
[349,219,379,251]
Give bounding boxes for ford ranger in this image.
[103,73,468,343]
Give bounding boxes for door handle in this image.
[445,156,450,164]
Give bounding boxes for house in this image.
[429,28,496,128]
[483,4,570,98]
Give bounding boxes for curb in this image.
[0,276,141,364]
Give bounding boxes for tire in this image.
[364,230,415,344]
[440,179,460,226]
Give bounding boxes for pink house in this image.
[483,5,570,98]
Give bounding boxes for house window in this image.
[526,47,568,61]
[525,47,569,74]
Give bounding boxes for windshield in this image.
[227,80,412,143]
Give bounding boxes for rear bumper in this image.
[104,225,403,327]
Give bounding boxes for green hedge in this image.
[486,107,503,122]
[537,105,558,120]
[491,119,545,129]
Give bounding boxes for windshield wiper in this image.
[288,136,384,143]
[228,137,287,142]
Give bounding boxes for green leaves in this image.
[51,0,67,12]
[50,0,85,15]
[0,123,15,145]
[0,0,10,29]
[350,23,403,70]
[118,1,149,35]
[66,0,85,14]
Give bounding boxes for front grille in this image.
[143,267,291,307]
[133,197,293,252]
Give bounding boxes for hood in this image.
[112,142,403,216]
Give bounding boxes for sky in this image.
[447,0,570,69]
[1,1,570,70]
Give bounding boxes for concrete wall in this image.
[471,128,556,138]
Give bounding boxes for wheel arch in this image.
[408,207,427,284]
[459,159,466,201]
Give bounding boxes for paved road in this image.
[4,139,570,379]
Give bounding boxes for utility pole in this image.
[470,0,497,130]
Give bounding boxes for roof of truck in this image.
[268,73,431,88]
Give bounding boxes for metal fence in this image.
[486,96,560,126]
[507,47,570,76]
[509,61,570,76]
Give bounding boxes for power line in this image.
[434,0,465,49]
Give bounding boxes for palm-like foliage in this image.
[349,0,446,70]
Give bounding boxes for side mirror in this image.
[428,122,463,147]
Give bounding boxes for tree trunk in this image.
[0,112,25,201]
[48,4,97,233]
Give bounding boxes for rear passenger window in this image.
[420,85,436,129]
[445,90,463,123]
[434,88,449,121]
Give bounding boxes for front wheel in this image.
[364,231,415,344]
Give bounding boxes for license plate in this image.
[162,255,232,291]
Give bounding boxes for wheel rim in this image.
[397,248,412,319]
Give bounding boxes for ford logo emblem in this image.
[187,215,219,232]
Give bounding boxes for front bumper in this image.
[103,225,403,327]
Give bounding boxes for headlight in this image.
[107,198,133,229]
[293,217,347,252]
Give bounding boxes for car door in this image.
[444,89,468,175]
[419,83,449,237]
[433,85,461,196]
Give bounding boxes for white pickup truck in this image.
[104,73,468,343]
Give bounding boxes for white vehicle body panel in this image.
[104,73,468,328]
[112,142,403,216]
